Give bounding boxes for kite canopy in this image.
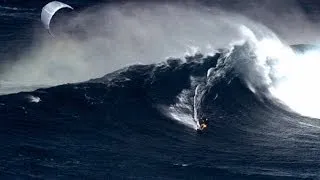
[41,1,73,35]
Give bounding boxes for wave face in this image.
[1,43,320,179]
[2,1,320,179]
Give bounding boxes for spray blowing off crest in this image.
[2,2,260,95]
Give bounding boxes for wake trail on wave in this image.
[159,65,214,130]
[193,85,201,128]
[159,88,198,130]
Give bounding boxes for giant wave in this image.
[1,39,320,179]
[2,1,320,179]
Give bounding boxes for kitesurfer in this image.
[197,118,208,132]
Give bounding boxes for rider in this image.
[199,118,208,130]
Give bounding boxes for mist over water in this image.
[0,2,276,92]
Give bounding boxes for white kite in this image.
[41,1,73,36]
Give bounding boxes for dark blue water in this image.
[1,1,320,179]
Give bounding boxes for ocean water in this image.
[1,0,320,179]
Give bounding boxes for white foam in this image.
[232,25,320,119]
[161,88,198,130]
[27,95,41,103]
